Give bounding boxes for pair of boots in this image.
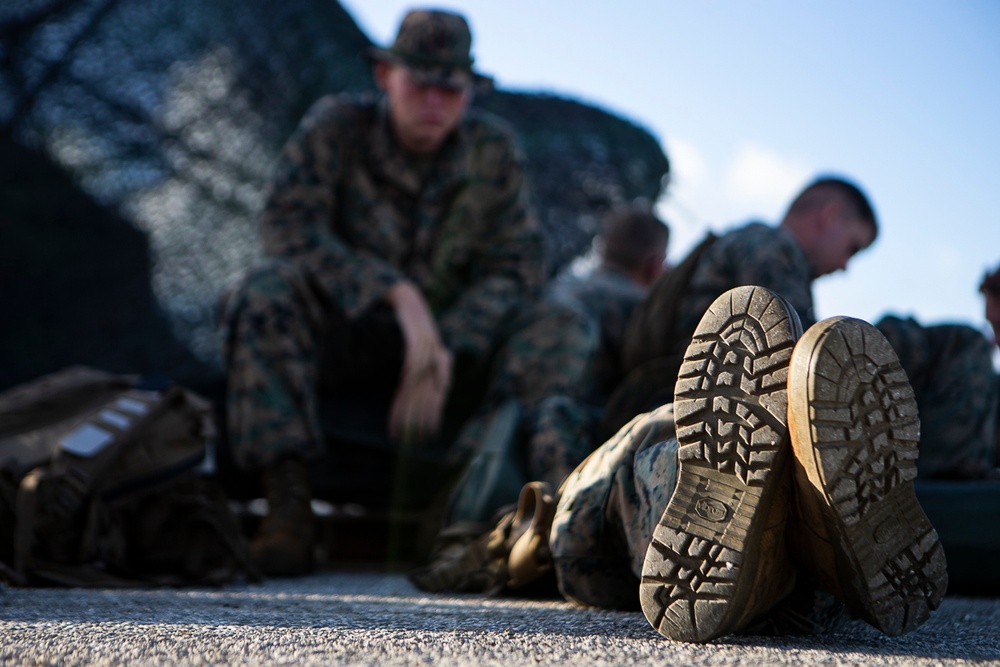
[639,286,948,642]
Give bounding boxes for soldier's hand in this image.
[389,346,452,446]
[385,281,454,445]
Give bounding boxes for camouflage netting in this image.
[0,0,670,393]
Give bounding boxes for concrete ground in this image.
[2,571,999,666]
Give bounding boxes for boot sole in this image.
[640,286,802,642]
[787,316,948,636]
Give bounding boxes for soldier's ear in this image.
[638,252,665,287]
[373,61,391,91]
[816,198,844,236]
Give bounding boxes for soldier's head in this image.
[980,264,1000,347]
[780,176,878,279]
[370,9,485,154]
[599,205,670,287]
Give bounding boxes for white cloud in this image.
[723,142,813,220]
[656,138,818,262]
[662,136,708,192]
[656,137,712,261]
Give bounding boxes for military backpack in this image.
[0,366,257,587]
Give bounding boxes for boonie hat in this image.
[369,9,489,90]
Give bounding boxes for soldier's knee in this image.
[238,260,304,300]
[218,260,318,345]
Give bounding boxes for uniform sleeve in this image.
[259,96,404,318]
[732,228,816,329]
[435,129,546,359]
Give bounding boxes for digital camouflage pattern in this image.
[550,403,845,634]
[549,403,679,611]
[260,93,543,360]
[454,265,651,492]
[548,266,649,401]
[369,9,481,90]
[223,92,545,469]
[609,220,996,481]
[523,267,649,486]
[223,261,332,468]
[875,315,998,479]
[671,222,817,349]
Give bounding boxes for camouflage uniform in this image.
[676,222,817,339]
[524,266,649,487]
[611,220,996,480]
[570,224,817,599]
[442,264,649,519]
[604,222,814,435]
[549,404,845,635]
[875,315,998,479]
[221,91,545,471]
[550,400,844,634]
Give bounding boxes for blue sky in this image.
[343,1,1000,335]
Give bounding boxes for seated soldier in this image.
[220,9,546,576]
[522,205,670,489]
[441,205,669,524]
[607,175,878,435]
[851,261,999,480]
[873,313,997,479]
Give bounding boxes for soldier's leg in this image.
[877,316,997,478]
[490,301,598,411]
[553,287,866,641]
[527,395,602,490]
[549,403,680,611]
[222,260,330,470]
[220,260,339,575]
[447,303,598,520]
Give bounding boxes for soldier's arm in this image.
[259,96,404,319]
[735,229,817,329]
[436,131,546,360]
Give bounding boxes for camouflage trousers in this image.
[220,260,413,470]
[221,261,324,469]
[548,404,679,611]
[876,316,998,479]
[222,260,602,491]
[450,300,602,493]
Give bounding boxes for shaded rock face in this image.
[0,0,669,393]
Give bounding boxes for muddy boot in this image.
[640,286,804,642]
[250,457,317,577]
[787,316,948,636]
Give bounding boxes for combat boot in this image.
[250,457,317,576]
[786,316,948,636]
[640,286,804,642]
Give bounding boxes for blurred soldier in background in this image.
[221,8,545,575]
[609,176,997,479]
[606,175,878,434]
[441,205,669,524]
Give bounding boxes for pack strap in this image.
[13,467,43,577]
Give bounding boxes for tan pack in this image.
[0,366,257,586]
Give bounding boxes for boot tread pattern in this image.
[641,286,800,642]
[805,319,947,636]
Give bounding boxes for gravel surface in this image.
[2,572,999,666]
